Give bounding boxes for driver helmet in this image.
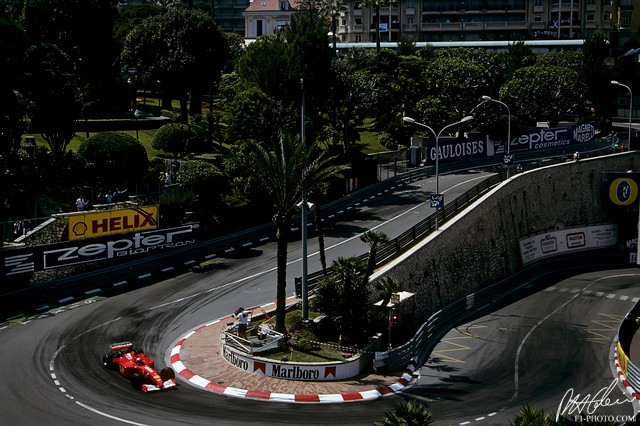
[135,357,145,366]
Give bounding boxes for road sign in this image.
[504,153,515,165]
[430,194,444,209]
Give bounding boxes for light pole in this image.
[403,115,474,230]
[482,95,512,177]
[612,80,633,150]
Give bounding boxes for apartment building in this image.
[337,1,622,44]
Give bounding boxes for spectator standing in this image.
[76,196,86,211]
[235,307,250,338]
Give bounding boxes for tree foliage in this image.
[121,7,229,118]
[21,43,83,158]
[176,159,222,194]
[77,131,148,185]
[500,65,587,127]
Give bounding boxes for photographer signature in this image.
[556,379,634,421]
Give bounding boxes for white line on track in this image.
[510,273,640,403]
[49,173,492,424]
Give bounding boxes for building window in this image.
[341,19,347,26]
[355,35,362,42]
[407,17,414,24]
[534,14,542,22]
[355,18,362,25]
[587,14,594,21]
[407,0,414,7]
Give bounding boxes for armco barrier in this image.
[617,301,640,396]
[376,251,628,371]
[0,135,615,319]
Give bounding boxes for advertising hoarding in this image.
[68,206,159,241]
[2,224,199,278]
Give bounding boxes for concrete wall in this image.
[371,152,640,324]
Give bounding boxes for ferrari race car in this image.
[102,342,177,392]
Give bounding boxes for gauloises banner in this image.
[1,224,199,278]
[68,206,159,241]
[424,123,596,165]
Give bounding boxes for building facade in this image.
[335,0,624,44]
[243,0,297,38]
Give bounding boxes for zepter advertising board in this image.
[68,206,159,241]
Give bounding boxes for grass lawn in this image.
[259,343,350,363]
[24,115,390,159]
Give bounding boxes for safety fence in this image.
[376,251,628,371]
[616,301,640,395]
[0,136,616,319]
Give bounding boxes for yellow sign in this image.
[609,177,638,206]
[68,206,159,240]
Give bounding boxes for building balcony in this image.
[354,9,362,16]
[485,21,527,30]
[405,8,414,15]
[403,23,418,32]
[420,22,463,31]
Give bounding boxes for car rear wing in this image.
[109,342,133,352]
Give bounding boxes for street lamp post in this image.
[403,115,474,230]
[482,95,511,177]
[612,80,633,150]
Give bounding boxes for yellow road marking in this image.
[585,313,622,343]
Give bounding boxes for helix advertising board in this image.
[519,224,618,265]
[222,345,362,381]
[68,206,159,241]
[1,224,199,278]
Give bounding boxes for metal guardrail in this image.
[376,251,628,371]
[0,135,616,319]
[616,301,640,394]
[296,174,503,297]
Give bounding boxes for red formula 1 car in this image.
[102,342,177,392]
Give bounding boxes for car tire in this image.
[130,373,144,390]
[102,354,113,369]
[160,367,175,381]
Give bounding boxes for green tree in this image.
[500,65,587,127]
[375,399,434,426]
[312,256,369,344]
[581,33,614,132]
[21,42,83,159]
[21,0,120,113]
[419,48,504,127]
[121,7,229,120]
[361,0,389,53]
[152,123,207,158]
[244,132,345,333]
[360,230,390,281]
[77,132,148,187]
[504,40,536,81]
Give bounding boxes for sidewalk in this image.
[169,300,416,402]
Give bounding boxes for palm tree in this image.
[361,0,389,53]
[245,132,346,333]
[375,399,434,426]
[374,276,402,309]
[318,0,348,57]
[509,404,552,426]
[360,229,390,282]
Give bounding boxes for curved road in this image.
[1,170,635,425]
[413,269,640,425]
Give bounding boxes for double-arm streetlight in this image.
[403,115,474,230]
[611,80,633,149]
[482,95,512,176]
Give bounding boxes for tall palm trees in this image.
[244,132,346,333]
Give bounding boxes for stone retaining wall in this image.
[371,152,639,324]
